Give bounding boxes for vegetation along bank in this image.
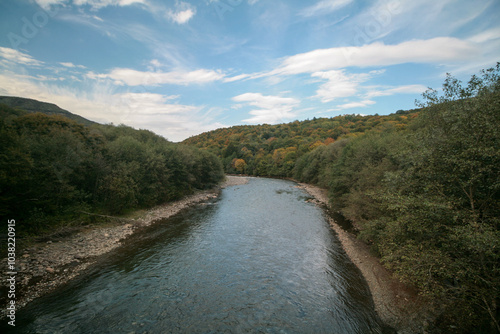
[185,65,500,333]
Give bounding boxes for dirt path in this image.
[1,176,248,318]
[298,182,435,333]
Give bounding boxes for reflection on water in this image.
[3,178,387,333]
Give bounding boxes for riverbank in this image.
[1,176,248,318]
[297,182,436,333]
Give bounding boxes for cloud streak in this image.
[267,38,477,76]
[35,0,147,10]
[364,84,427,99]
[0,47,43,67]
[333,100,375,110]
[299,0,353,17]
[90,68,225,86]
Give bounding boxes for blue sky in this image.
[0,0,499,141]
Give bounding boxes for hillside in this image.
[0,96,97,126]
[183,110,418,177]
[0,102,224,237]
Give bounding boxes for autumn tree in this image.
[232,158,247,174]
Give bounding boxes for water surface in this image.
[4,178,386,333]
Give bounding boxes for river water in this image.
[5,178,388,333]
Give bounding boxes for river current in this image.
[4,177,387,333]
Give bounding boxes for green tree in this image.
[0,112,225,236]
[372,64,500,332]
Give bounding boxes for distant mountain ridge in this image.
[0,96,97,126]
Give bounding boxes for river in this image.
[3,177,389,333]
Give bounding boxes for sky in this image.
[0,0,499,142]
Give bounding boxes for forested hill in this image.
[183,110,418,177]
[0,96,97,126]
[0,103,224,237]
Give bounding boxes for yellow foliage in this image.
[232,158,247,173]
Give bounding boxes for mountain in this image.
[0,96,97,126]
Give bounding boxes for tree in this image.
[375,64,500,332]
[232,158,247,174]
[0,112,225,235]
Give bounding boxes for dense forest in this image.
[184,109,418,177]
[186,65,500,333]
[0,105,224,236]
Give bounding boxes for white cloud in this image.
[467,27,500,44]
[311,70,374,102]
[167,8,195,24]
[223,73,252,83]
[310,69,426,106]
[36,0,196,27]
[118,92,182,113]
[12,73,63,82]
[33,0,66,9]
[35,0,146,10]
[95,68,225,86]
[166,1,196,24]
[364,84,427,98]
[148,59,162,69]
[233,92,300,124]
[363,0,493,39]
[267,38,477,76]
[333,100,375,110]
[60,62,86,69]
[0,47,43,67]
[300,0,353,17]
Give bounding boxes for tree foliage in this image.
[0,110,224,235]
[183,111,418,177]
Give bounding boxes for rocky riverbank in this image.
[1,176,248,318]
[297,182,436,334]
